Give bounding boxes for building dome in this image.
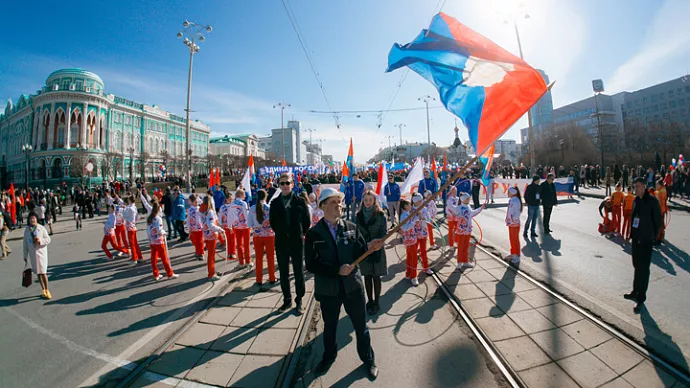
[45,68,104,91]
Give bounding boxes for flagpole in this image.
[351,155,479,267]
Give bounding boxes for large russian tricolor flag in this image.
[387,13,547,155]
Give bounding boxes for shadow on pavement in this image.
[655,241,690,274]
[640,308,690,379]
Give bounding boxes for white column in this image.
[81,103,87,147]
[65,104,71,149]
[95,109,101,150]
[47,103,55,150]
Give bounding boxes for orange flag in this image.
[281,158,287,167]
[342,161,350,177]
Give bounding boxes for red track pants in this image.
[101,234,126,259]
[406,239,429,279]
[509,225,521,256]
[622,210,632,239]
[447,220,458,247]
[127,230,143,261]
[253,236,276,284]
[456,234,471,264]
[233,227,251,265]
[150,243,173,278]
[205,237,217,278]
[612,206,622,234]
[224,228,237,258]
[427,223,435,246]
[115,224,129,252]
[190,231,204,256]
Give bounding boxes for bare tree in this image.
[139,151,150,180]
[102,151,120,181]
[160,149,170,171]
[112,154,122,181]
[70,149,88,178]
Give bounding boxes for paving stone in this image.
[494,336,551,371]
[245,292,282,309]
[262,310,302,329]
[622,360,678,388]
[600,377,635,388]
[536,303,583,327]
[557,350,618,388]
[217,291,252,307]
[464,269,496,283]
[508,277,539,292]
[229,307,273,328]
[234,278,262,292]
[518,362,580,388]
[129,373,178,388]
[590,338,644,374]
[507,309,556,334]
[227,354,284,388]
[199,306,243,326]
[210,326,258,354]
[248,328,297,356]
[518,288,558,308]
[460,297,504,318]
[476,259,507,270]
[175,322,225,350]
[185,350,243,386]
[485,267,518,280]
[147,344,205,378]
[530,328,586,360]
[475,315,525,341]
[475,280,513,297]
[452,283,486,300]
[561,319,612,349]
[489,293,534,314]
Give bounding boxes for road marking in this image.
[4,306,137,370]
[79,278,227,387]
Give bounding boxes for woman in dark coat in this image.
[356,189,388,315]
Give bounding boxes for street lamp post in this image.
[395,123,406,148]
[127,147,135,181]
[22,144,32,190]
[177,20,212,193]
[418,95,435,154]
[273,103,290,162]
[385,135,394,162]
[559,138,565,165]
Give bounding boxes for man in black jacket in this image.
[540,174,558,234]
[524,176,541,237]
[625,177,662,313]
[305,188,381,380]
[161,188,176,239]
[269,173,312,314]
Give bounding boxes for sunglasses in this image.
[279,181,293,186]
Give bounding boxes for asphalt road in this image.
[0,212,236,388]
[466,195,690,374]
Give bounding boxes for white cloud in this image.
[607,0,690,93]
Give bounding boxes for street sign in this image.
[592,79,604,93]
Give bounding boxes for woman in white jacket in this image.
[23,212,52,299]
[505,187,523,264]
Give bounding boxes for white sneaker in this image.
[117,252,125,257]
[169,274,179,279]
[456,263,464,270]
[511,256,521,264]
[247,262,255,271]
[411,277,419,286]
[463,262,475,269]
[430,245,439,250]
[424,268,433,275]
[504,254,515,261]
[209,274,221,281]
[154,275,164,281]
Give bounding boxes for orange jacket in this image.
[623,194,635,212]
[611,191,624,207]
[656,187,668,213]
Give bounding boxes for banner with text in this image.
[481,177,574,199]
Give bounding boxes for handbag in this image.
[22,268,32,288]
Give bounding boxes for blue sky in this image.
[2,0,689,162]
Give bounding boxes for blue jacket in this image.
[212,188,225,212]
[384,182,401,202]
[418,177,438,194]
[172,194,186,221]
[353,180,365,201]
[454,178,471,195]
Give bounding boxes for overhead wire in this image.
[280,0,344,138]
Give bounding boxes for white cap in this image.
[424,190,432,197]
[318,187,345,206]
[412,192,423,202]
[460,192,471,201]
[508,187,518,195]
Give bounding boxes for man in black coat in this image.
[540,174,558,234]
[305,187,381,380]
[269,173,312,314]
[162,188,176,239]
[625,177,663,313]
[523,176,542,237]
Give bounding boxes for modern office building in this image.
[0,68,211,189]
[494,139,519,162]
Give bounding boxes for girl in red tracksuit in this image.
[219,195,237,260]
[187,194,204,260]
[146,202,178,281]
[114,198,130,255]
[400,199,422,286]
[424,190,438,249]
[451,192,484,270]
[505,187,523,264]
[123,196,143,264]
[201,196,225,280]
[228,189,251,267]
[403,193,431,286]
[446,187,459,247]
[248,190,276,285]
[101,205,128,259]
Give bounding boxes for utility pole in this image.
[395,123,406,148]
[273,103,290,162]
[510,14,535,169]
[418,95,435,149]
[385,135,394,162]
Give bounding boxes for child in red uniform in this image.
[424,190,438,249]
[219,195,237,260]
[248,190,276,286]
[123,196,143,263]
[446,187,459,247]
[228,189,252,268]
[146,202,178,280]
[201,196,225,280]
[113,198,130,256]
[187,194,204,260]
[505,187,522,264]
[449,192,484,270]
[412,193,431,281]
[611,184,625,234]
[622,186,635,240]
[101,205,128,259]
[400,199,423,286]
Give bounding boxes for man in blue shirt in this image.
[212,184,225,212]
[454,170,471,195]
[172,187,188,242]
[418,169,438,194]
[384,175,401,226]
[352,173,365,220]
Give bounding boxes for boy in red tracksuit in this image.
[228,189,251,267]
[114,198,130,256]
[622,187,635,240]
[400,199,423,286]
[450,192,484,270]
[611,184,625,234]
[248,190,276,285]
[123,196,143,263]
[201,197,225,280]
[102,205,128,259]
[146,203,178,280]
[446,187,459,247]
[187,194,204,260]
[424,190,438,249]
[219,195,237,260]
